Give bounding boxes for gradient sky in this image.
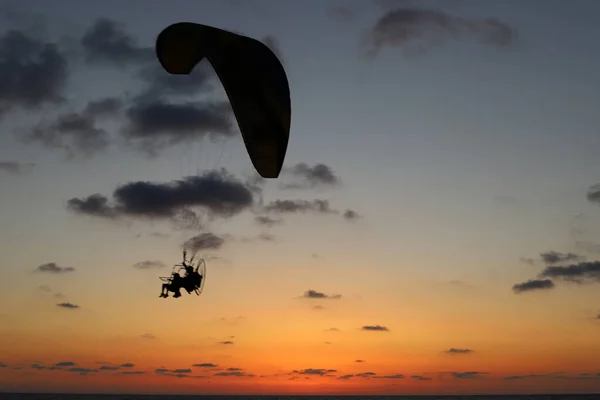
[1,0,600,395]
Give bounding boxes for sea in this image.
[1,395,600,400]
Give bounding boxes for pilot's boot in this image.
[173,292,181,298]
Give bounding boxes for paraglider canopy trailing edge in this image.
[155,22,291,179]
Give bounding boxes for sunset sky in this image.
[1,0,600,395]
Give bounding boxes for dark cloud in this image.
[264,199,336,214]
[355,360,365,363]
[504,373,555,380]
[282,163,339,189]
[138,62,214,99]
[539,251,582,265]
[512,279,555,293]
[363,7,517,58]
[343,209,361,221]
[586,184,600,204]
[451,371,487,379]
[25,97,123,157]
[519,257,535,265]
[67,169,255,221]
[255,215,283,227]
[220,340,234,345]
[140,333,155,339]
[257,233,275,242]
[292,368,337,376]
[226,367,243,372]
[373,374,404,379]
[301,290,342,300]
[213,370,254,377]
[117,370,145,375]
[325,327,340,332]
[0,161,35,175]
[34,262,75,274]
[446,348,473,355]
[0,29,68,117]
[57,302,79,309]
[261,35,284,63]
[538,261,600,284]
[172,368,192,374]
[192,363,218,368]
[132,261,166,270]
[361,325,389,332]
[155,368,169,373]
[121,98,234,156]
[0,363,6,368]
[99,366,120,371]
[68,367,97,374]
[313,304,325,310]
[411,375,432,381]
[184,233,225,253]
[120,363,135,368]
[81,18,153,66]
[54,361,76,367]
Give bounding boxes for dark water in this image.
[2,395,600,400]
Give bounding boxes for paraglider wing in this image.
[155,22,291,178]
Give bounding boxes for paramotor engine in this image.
[155,22,291,179]
[159,253,207,297]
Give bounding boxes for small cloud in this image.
[539,251,582,265]
[374,374,404,379]
[363,6,517,59]
[55,361,76,367]
[117,371,145,375]
[133,261,166,270]
[343,209,361,221]
[512,279,554,294]
[255,216,282,227]
[313,304,325,310]
[257,233,275,242]
[220,340,234,345]
[282,163,340,189]
[68,367,97,374]
[35,263,75,274]
[411,375,432,381]
[324,341,332,345]
[325,327,339,332]
[141,333,155,339]
[172,368,192,374]
[451,371,487,379]
[446,348,474,355]
[184,233,226,253]
[0,161,35,175]
[361,325,389,332]
[57,302,80,309]
[355,360,365,363]
[301,289,341,300]
[292,368,337,376]
[99,366,120,371]
[120,363,134,368]
[192,363,218,368]
[519,257,535,265]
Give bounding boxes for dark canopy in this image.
[155,22,291,178]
